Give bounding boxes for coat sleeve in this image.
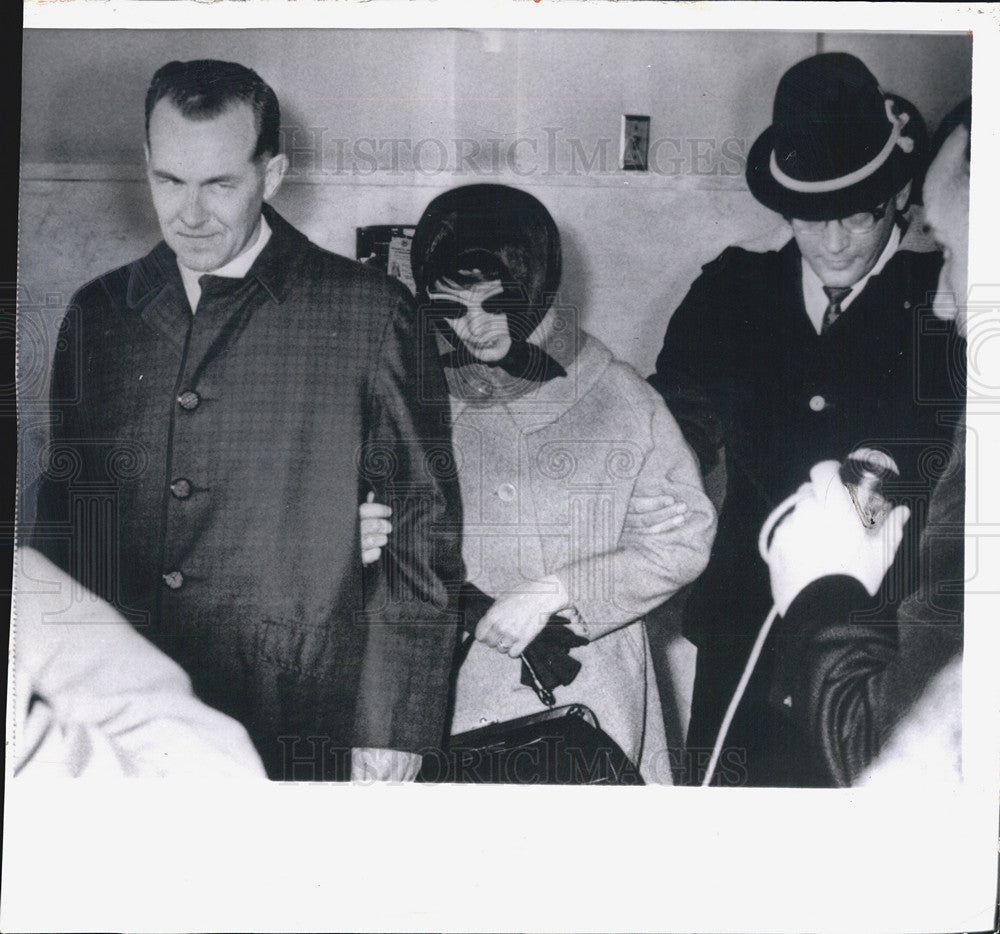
[647,251,740,474]
[552,393,717,641]
[30,294,85,574]
[353,285,465,753]
[12,547,266,778]
[774,574,961,787]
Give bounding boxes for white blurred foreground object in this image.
[860,656,962,786]
[9,547,266,778]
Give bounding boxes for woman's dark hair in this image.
[145,59,281,161]
[411,184,561,311]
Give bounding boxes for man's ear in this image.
[263,153,289,201]
[894,180,913,212]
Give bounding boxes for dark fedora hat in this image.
[746,52,926,221]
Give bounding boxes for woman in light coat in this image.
[362,184,716,783]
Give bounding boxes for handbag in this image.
[417,704,644,785]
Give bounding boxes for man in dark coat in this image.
[31,59,464,781]
[648,53,965,785]
[762,99,970,786]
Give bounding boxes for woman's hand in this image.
[359,492,392,566]
[475,576,570,658]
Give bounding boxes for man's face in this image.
[146,99,286,272]
[923,125,970,340]
[791,188,907,289]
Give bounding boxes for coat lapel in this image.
[125,205,303,367]
[773,240,818,344]
[128,243,192,358]
[181,208,302,372]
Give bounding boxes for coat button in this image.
[162,570,184,590]
[170,478,192,499]
[177,390,200,410]
[497,482,517,502]
[808,394,827,412]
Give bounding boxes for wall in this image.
[19,29,972,377]
[17,28,973,742]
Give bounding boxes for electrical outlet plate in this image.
[621,114,650,171]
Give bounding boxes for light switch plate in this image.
[621,114,650,171]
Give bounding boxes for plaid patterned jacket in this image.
[33,205,464,779]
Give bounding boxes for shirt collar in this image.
[801,224,901,334]
[177,215,273,313]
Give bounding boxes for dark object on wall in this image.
[621,114,650,171]
[356,224,416,293]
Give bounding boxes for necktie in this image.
[821,285,853,334]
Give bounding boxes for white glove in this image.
[764,460,911,616]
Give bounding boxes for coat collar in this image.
[450,331,614,432]
[125,203,306,309]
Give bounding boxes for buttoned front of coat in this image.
[35,206,464,778]
[449,335,716,783]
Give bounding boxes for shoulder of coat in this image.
[575,333,662,415]
[70,260,134,314]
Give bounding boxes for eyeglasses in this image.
[424,282,530,320]
[789,201,891,235]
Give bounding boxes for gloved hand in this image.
[764,460,911,615]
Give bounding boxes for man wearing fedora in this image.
[761,98,970,786]
[648,53,964,785]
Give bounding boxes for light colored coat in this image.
[11,548,266,778]
[450,333,716,783]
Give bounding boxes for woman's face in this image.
[430,277,512,363]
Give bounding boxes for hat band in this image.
[769,99,914,194]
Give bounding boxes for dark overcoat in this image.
[34,205,465,779]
